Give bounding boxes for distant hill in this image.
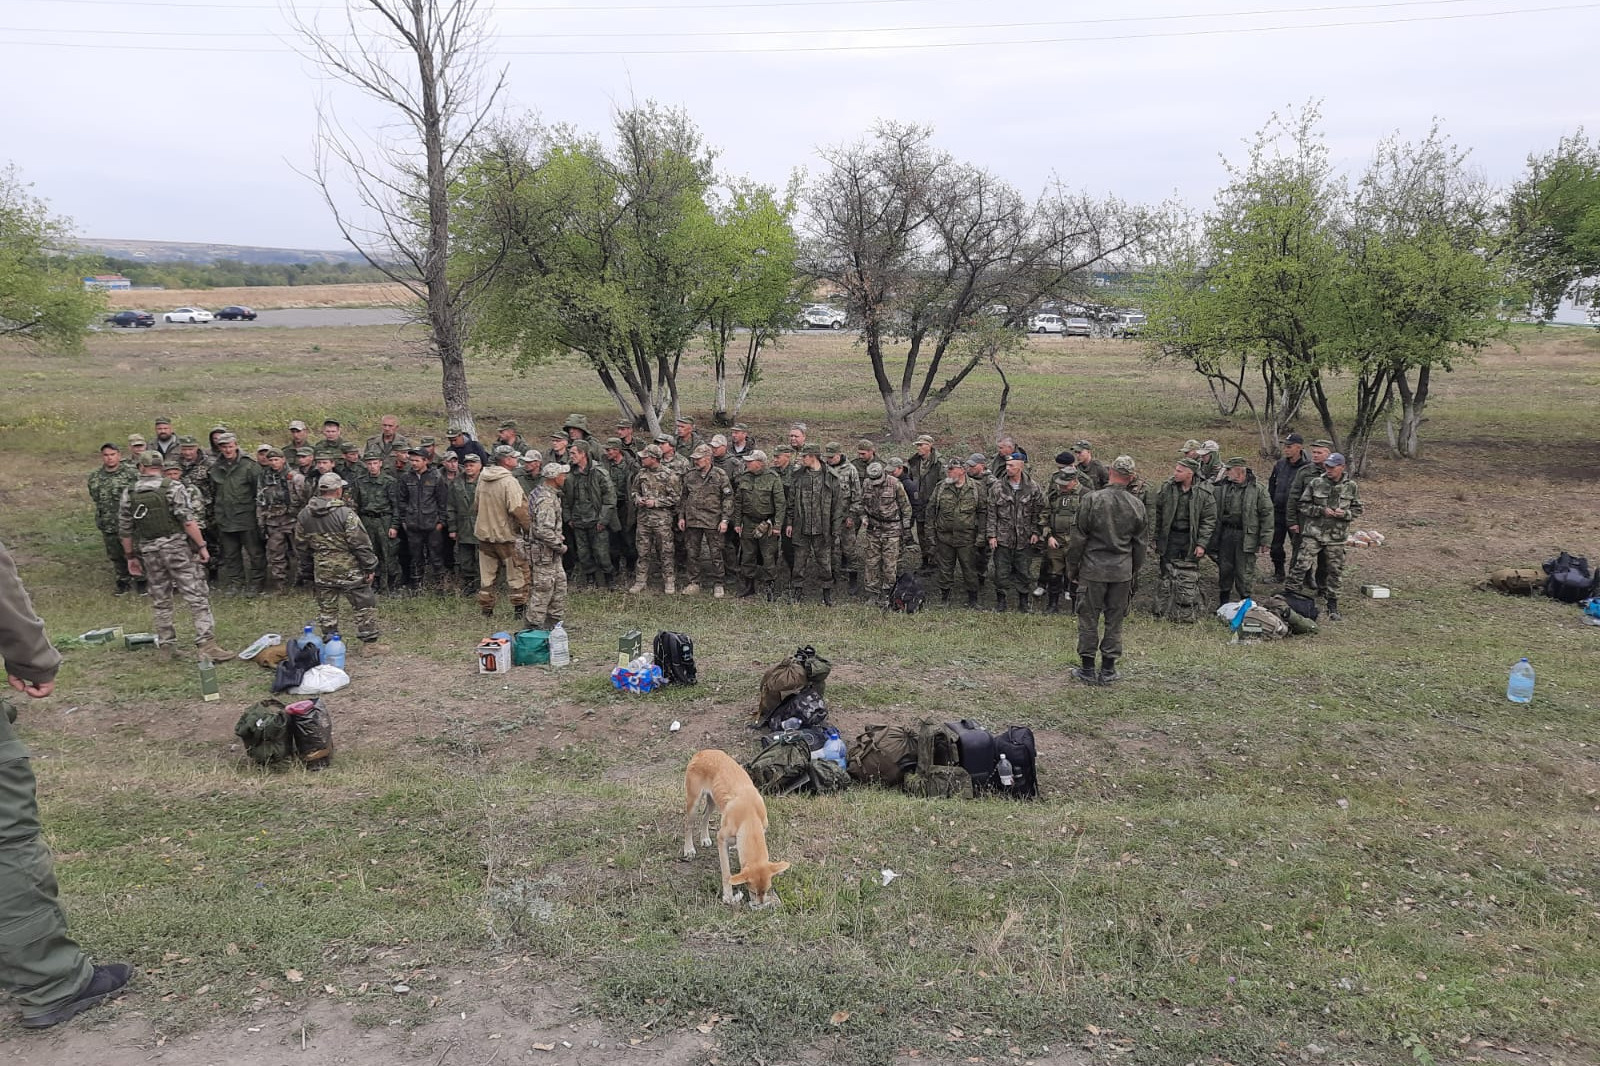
[72,238,368,267]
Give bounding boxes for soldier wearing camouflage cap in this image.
[1070,455,1146,685]
[296,471,389,656]
[562,437,618,590]
[119,449,230,661]
[629,444,682,594]
[256,445,306,593]
[208,432,266,595]
[731,449,784,599]
[355,448,402,592]
[823,442,863,593]
[728,422,755,459]
[674,415,703,456]
[676,442,733,597]
[1150,456,1217,623]
[600,436,640,580]
[1287,451,1361,621]
[907,434,942,573]
[521,463,569,631]
[787,443,843,605]
[495,420,528,455]
[150,416,180,463]
[1285,438,1335,589]
[88,442,139,594]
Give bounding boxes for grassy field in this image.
[105,281,409,312]
[0,324,1597,1065]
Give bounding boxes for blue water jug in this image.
[819,726,847,770]
[1506,658,1534,704]
[323,633,347,671]
[300,625,325,659]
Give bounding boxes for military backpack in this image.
[653,631,697,685]
[129,484,182,542]
[1542,552,1596,604]
[1484,568,1545,596]
[891,572,925,614]
[742,735,850,797]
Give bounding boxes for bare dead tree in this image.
[291,0,506,436]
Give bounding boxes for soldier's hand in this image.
[768,527,780,538]
[8,674,54,699]
[677,518,686,532]
[198,547,210,563]
[845,518,855,530]
[127,557,143,576]
[366,572,376,584]
[389,528,398,538]
[596,522,606,532]
[1194,546,1206,558]
[988,537,997,549]
[1028,534,1038,545]
[733,525,742,535]
[435,522,445,532]
[1289,524,1299,534]
[784,525,793,538]
[1048,536,1059,550]
[718,521,727,533]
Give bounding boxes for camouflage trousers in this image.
[933,534,982,594]
[262,516,297,584]
[314,580,379,642]
[635,512,676,588]
[991,543,1039,598]
[837,524,859,581]
[861,529,900,598]
[1042,540,1078,590]
[1214,528,1259,603]
[138,536,215,646]
[791,532,834,595]
[1288,533,1347,602]
[1154,555,1204,623]
[738,529,782,584]
[476,541,530,611]
[523,562,567,629]
[683,526,725,585]
[1076,579,1132,659]
[570,525,613,581]
[100,531,132,591]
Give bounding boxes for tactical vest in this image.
[257,472,292,516]
[1047,484,1082,533]
[131,485,182,541]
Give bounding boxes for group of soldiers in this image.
[86,414,1364,657]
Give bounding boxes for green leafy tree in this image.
[0,165,103,350]
[1505,129,1600,319]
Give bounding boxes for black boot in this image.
[995,592,1007,613]
[847,573,860,596]
[764,582,777,602]
[114,579,131,596]
[967,590,979,610]
[1071,654,1099,685]
[1017,594,1030,614]
[1326,597,1341,621]
[1046,590,1060,614]
[1099,656,1119,684]
[1272,565,1286,583]
[603,572,615,591]
[939,589,950,606]
[737,578,756,599]
[822,587,834,607]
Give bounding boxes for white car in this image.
[1111,312,1146,338]
[798,304,847,330]
[1027,313,1065,334]
[164,307,214,324]
[1064,316,1094,337]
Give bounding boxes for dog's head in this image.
[730,860,791,906]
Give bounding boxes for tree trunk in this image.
[992,358,1011,442]
[436,328,474,437]
[1395,365,1430,459]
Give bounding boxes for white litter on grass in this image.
[880,869,898,886]
[669,720,681,732]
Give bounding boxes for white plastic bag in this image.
[1217,601,1244,623]
[290,664,350,695]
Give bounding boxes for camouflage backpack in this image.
[743,736,850,797]
[902,721,973,799]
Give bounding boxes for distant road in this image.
[118,307,412,330]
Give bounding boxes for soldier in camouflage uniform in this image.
[629,446,682,595]
[964,453,997,586]
[363,415,410,464]
[824,443,863,595]
[786,443,843,605]
[1288,452,1362,620]
[515,449,541,496]
[855,460,912,606]
[295,473,388,655]
[770,446,798,587]
[209,432,265,596]
[447,454,483,595]
[926,457,986,608]
[255,448,305,594]
[1211,457,1274,605]
[673,416,704,457]
[177,436,217,579]
[1073,441,1109,490]
[1150,458,1217,623]
[118,451,230,661]
[1196,441,1222,484]
[602,437,640,582]
[732,450,785,600]
[987,453,1044,612]
[1285,440,1332,592]
[89,444,138,594]
[522,463,569,631]
[677,444,733,598]
[495,420,528,456]
[614,418,645,458]
[563,441,618,589]
[1041,462,1090,613]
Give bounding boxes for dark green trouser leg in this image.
[0,705,94,1015]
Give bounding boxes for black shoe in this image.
[1272,567,1286,583]
[1099,657,1119,684]
[763,582,776,602]
[1071,666,1101,685]
[847,575,860,596]
[20,963,133,1029]
[1326,598,1342,621]
[1046,592,1060,614]
[737,580,756,599]
[939,589,950,606]
[995,594,1007,613]
[114,581,131,596]
[967,591,979,610]
[821,588,834,607]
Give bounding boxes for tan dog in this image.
[682,749,791,906]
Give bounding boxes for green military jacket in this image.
[295,496,378,585]
[88,463,136,534]
[1214,477,1274,553]
[733,468,785,535]
[448,474,480,545]
[788,466,841,538]
[1284,462,1326,531]
[603,453,640,529]
[1070,484,1148,583]
[906,450,942,519]
[987,474,1044,548]
[353,471,399,526]
[563,462,618,530]
[827,460,862,526]
[209,454,262,534]
[1151,479,1218,559]
[679,465,733,529]
[1298,474,1363,541]
[925,476,986,544]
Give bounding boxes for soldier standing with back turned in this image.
[1069,456,1146,685]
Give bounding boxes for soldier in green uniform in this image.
[563,440,618,589]
[178,436,218,580]
[987,452,1044,612]
[602,437,640,583]
[1151,458,1217,622]
[629,446,682,594]
[296,473,389,655]
[119,451,231,661]
[678,444,733,598]
[494,420,528,455]
[356,451,401,592]
[563,413,591,444]
[447,453,482,595]
[786,443,843,606]
[1042,461,1089,613]
[1069,456,1147,684]
[1285,439,1332,591]
[1196,440,1222,483]
[514,448,541,496]
[363,414,409,463]
[926,457,986,608]
[856,460,912,607]
[732,450,785,600]
[255,448,304,594]
[673,415,703,456]
[0,537,133,1028]
[1288,452,1362,620]
[88,443,138,594]
[770,446,797,588]
[523,463,570,631]
[208,432,265,596]
[614,418,645,458]
[824,443,863,595]
[1073,441,1109,490]
[1211,457,1274,605]
[728,423,757,460]
[906,435,942,573]
[965,453,997,586]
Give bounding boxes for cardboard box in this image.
[618,629,642,667]
[1361,584,1391,599]
[477,638,510,674]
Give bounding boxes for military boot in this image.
[1272,565,1287,584]
[1071,655,1099,685]
[114,578,132,596]
[847,573,860,596]
[1326,597,1342,622]
[1046,590,1060,614]
[360,640,392,658]
[198,640,235,661]
[764,581,777,602]
[994,592,1007,613]
[680,582,700,595]
[737,579,757,599]
[1017,594,1030,614]
[663,577,676,595]
[822,588,834,607]
[966,590,979,610]
[628,575,647,594]
[602,572,615,591]
[713,584,725,599]
[939,589,950,606]
[1098,656,1119,684]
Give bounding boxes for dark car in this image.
[215,305,257,321]
[105,310,156,328]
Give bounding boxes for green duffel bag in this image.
[513,629,550,666]
[235,699,293,766]
[901,766,973,799]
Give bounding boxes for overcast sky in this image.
[3,0,1595,249]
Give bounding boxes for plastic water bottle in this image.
[1506,658,1535,704]
[819,727,848,770]
[323,632,347,670]
[997,753,1015,789]
[548,623,570,668]
[301,625,324,658]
